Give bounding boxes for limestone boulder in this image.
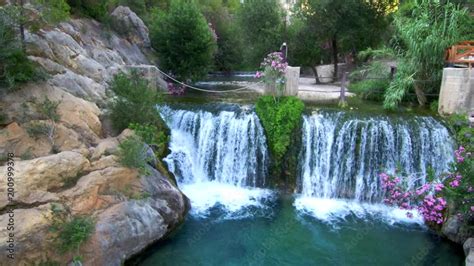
[110,6,151,48]
[90,137,119,161]
[465,238,474,256]
[81,167,189,266]
[0,204,57,265]
[0,122,52,159]
[0,151,89,208]
[2,84,102,143]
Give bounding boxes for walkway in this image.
[296,77,354,102]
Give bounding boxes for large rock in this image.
[0,151,89,208]
[0,204,56,265]
[0,122,52,158]
[441,215,462,243]
[2,84,102,143]
[81,166,189,266]
[110,6,151,48]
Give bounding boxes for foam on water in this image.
[182,181,274,219]
[294,196,424,226]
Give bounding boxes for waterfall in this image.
[298,111,455,203]
[160,105,272,218]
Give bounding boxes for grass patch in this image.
[49,204,94,259]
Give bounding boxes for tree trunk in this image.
[310,66,321,84]
[332,36,338,81]
[18,0,25,49]
[414,82,427,106]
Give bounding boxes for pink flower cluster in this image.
[454,146,466,163]
[167,82,185,95]
[448,173,462,188]
[380,173,412,209]
[255,52,288,79]
[418,196,446,224]
[380,173,446,224]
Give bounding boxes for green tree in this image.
[149,0,216,81]
[197,0,243,71]
[36,0,71,24]
[287,18,329,83]
[0,7,43,90]
[108,71,165,132]
[237,0,284,68]
[296,0,393,78]
[383,0,472,108]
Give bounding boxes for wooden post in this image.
[339,72,347,106]
[390,66,397,80]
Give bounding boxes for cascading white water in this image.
[296,111,454,223]
[161,105,273,217]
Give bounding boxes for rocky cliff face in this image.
[0,7,189,265]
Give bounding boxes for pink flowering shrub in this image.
[381,146,473,225]
[255,52,288,99]
[167,82,185,96]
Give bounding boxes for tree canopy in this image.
[149,0,216,81]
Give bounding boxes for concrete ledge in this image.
[438,67,474,115]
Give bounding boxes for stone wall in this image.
[438,67,474,115]
[284,66,300,96]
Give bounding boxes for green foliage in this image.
[255,96,304,162]
[36,0,71,24]
[129,123,168,158]
[25,121,52,139]
[349,61,391,101]
[0,8,44,91]
[118,135,152,174]
[49,205,94,255]
[37,97,61,122]
[67,0,109,20]
[108,71,164,132]
[357,47,395,62]
[237,0,283,68]
[296,0,393,76]
[287,18,325,68]
[384,0,471,108]
[448,114,474,151]
[149,0,216,81]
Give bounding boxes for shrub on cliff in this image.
[0,8,44,91]
[149,0,216,81]
[255,96,304,163]
[49,204,94,261]
[118,135,153,174]
[108,71,165,132]
[129,123,168,159]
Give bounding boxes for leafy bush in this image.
[255,96,304,162]
[37,97,61,122]
[25,121,52,139]
[0,8,44,91]
[128,123,168,158]
[67,0,109,21]
[448,114,474,151]
[36,0,71,24]
[49,205,94,255]
[108,71,164,132]
[149,0,216,81]
[118,135,152,174]
[349,61,391,101]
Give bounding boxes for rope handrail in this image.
[156,67,263,93]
